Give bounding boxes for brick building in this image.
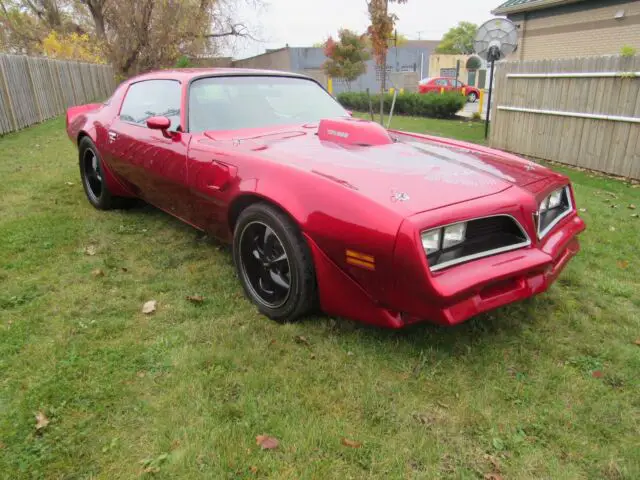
[492,0,640,60]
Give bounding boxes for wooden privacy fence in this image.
[0,54,116,135]
[489,55,640,179]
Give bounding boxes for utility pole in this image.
[379,0,388,127]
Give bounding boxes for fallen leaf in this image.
[137,371,146,378]
[35,411,49,430]
[65,181,74,186]
[610,204,619,209]
[269,339,276,345]
[84,245,97,256]
[186,295,204,303]
[0,441,6,449]
[120,267,128,272]
[484,474,503,480]
[170,439,181,450]
[579,208,587,213]
[632,214,640,218]
[629,204,636,209]
[256,435,279,450]
[347,351,354,356]
[436,401,450,409]
[250,466,258,474]
[617,260,629,269]
[634,339,640,346]
[91,268,104,277]
[310,353,316,359]
[142,300,157,314]
[143,467,160,474]
[592,370,603,378]
[294,335,310,346]
[341,437,362,448]
[609,226,616,232]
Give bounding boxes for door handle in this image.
[108,131,117,142]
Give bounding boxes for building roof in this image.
[492,0,585,15]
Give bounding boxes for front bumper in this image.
[306,214,585,329]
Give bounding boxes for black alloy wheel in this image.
[233,203,317,322]
[78,137,133,210]
[82,147,103,202]
[239,221,292,308]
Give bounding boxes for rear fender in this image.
[66,103,102,141]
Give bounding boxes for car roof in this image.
[126,68,311,84]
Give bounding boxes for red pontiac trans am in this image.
[66,68,585,328]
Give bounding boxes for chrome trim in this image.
[423,214,531,273]
[537,186,573,239]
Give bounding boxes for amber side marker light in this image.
[346,250,375,270]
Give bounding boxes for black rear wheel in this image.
[233,203,317,322]
[79,137,132,210]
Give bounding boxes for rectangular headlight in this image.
[443,223,466,249]
[538,186,572,238]
[421,229,441,254]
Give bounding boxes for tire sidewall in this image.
[79,137,112,209]
[468,92,478,103]
[233,205,312,321]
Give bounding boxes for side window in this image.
[453,80,463,87]
[119,80,181,131]
[435,79,448,87]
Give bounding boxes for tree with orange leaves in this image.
[366,0,407,124]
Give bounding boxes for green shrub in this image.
[337,91,466,119]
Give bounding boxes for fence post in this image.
[0,56,18,132]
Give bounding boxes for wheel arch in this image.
[228,192,303,234]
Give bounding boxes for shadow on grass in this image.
[125,201,558,358]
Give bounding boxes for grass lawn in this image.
[1,118,639,479]
[353,112,487,144]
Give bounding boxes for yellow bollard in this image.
[389,87,395,95]
[327,76,333,94]
[478,89,485,114]
[399,88,404,95]
[440,87,444,94]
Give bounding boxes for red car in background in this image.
[419,77,480,102]
[66,68,584,328]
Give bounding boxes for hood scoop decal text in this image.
[317,117,393,147]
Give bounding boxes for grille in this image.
[428,215,530,271]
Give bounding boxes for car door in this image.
[106,79,193,221]
[434,78,450,92]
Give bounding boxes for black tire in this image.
[467,92,478,103]
[79,137,131,210]
[233,203,317,323]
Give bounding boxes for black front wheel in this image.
[233,203,317,322]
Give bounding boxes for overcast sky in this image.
[229,0,502,59]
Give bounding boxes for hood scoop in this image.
[317,117,393,147]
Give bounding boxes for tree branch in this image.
[205,22,256,40]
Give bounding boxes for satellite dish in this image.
[474,18,518,62]
[473,18,519,140]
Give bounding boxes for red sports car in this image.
[66,68,585,328]
[419,77,481,102]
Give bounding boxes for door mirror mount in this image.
[146,116,174,138]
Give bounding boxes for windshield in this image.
[188,75,347,132]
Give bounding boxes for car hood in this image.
[205,124,555,216]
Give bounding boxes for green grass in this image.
[353,112,487,144]
[1,118,639,479]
